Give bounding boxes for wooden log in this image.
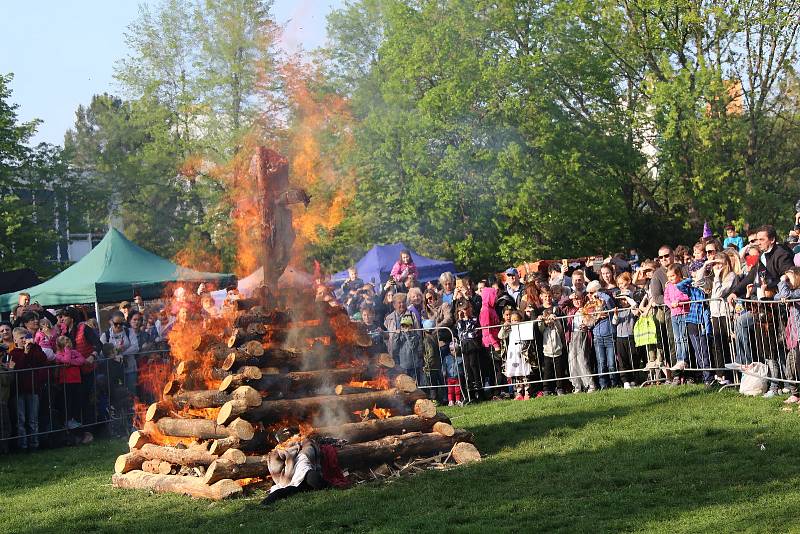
[221,348,306,372]
[192,333,219,353]
[334,385,374,396]
[172,385,261,409]
[393,374,418,393]
[208,436,239,456]
[243,340,264,357]
[158,461,174,475]
[176,360,198,376]
[141,459,162,474]
[217,388,427,425]
[145,401,172,423]
[335,429,473,469]
[203,455,270,485]
[432,421,455,437]
[233,311,291,329]
[246,322,267,335]
[112,471,243,500]
[220,448,246,465]
[374,353,395,369]
[227,329,263,348]
[155,416,255,441]
[451,442,481,464]
[115,451,146,474]
[138,443,218,467]
[413,399,437,419]
[311,413,451,444]
[162,380,181,397]
[128,430,152,450]
[249,366,369,397]
[218,366,263,391]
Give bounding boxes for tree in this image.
[0,74,70,275]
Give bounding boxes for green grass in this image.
[1,386,799,533]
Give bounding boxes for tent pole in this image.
[94,300,101,328]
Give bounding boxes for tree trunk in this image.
[217,388,427,425]
[155,416,255,440]
[172,386,261,409]
[218,366,262,391]
[112,471,242,500]
[203,455,270,485]
[335,430,473,469]
[311,413,451,444]
[136,443,218,467]
[451,442,481,464]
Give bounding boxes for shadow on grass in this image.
[5,388,796,533]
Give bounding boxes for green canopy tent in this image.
[0,227,236,313]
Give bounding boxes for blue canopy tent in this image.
[332,243,458,287]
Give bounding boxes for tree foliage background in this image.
[2,0,800,277]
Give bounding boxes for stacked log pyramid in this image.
[112,295,479,500]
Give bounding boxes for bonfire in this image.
[111,148,479,501]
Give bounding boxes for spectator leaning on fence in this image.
[9,327,50,451]
[0,342,13,453]
[777,268,800,403]
[586,280,619,389]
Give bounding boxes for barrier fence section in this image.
[5,296,800,449]
[0,349,171,450]
[381,296,800,400]
[379,326,470,404]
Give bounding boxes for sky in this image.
[0,0,341,146]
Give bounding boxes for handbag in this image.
[633,315,657,347]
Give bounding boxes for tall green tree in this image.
[0,74,72,275]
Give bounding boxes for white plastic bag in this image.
[739,362,769,396]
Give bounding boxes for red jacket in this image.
[9,345,51,394]
[54,348,85,384]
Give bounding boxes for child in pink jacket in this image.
[663,265,690,372]
[55,336,86,429]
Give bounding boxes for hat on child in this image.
[422,319,435,330]
[400,315,414,327]
[505,267,519,276]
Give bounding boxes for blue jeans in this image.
[16,393,40,449]
[594,335,618,388]
[735,311,754,365]
[671,315,689,364]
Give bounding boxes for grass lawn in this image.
[1,386,798,533]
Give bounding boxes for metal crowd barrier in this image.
[449,294,800,399]
[0,348,172,451]
[379,325,470,404]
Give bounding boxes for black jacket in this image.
[729,244,795,297]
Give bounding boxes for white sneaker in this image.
[645,361,659,370]
[782,387,791,394]
[670,361,686,371]
[763,390,777,399]
[448,400,454,406]
[623,382,631,390]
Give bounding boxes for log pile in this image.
[112,297,479,500]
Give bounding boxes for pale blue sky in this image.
[0,0,341,146]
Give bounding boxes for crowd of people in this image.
[338,221,800,406]
[3,216,800,452]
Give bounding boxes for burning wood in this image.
[112,148,479,501]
